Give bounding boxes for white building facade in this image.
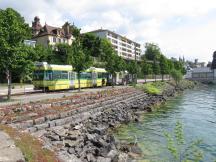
[89,29,141,61]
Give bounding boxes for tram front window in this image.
[33,71,44,80]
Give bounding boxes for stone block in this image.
[20,120,34,129]
[45,114,59,121]
[33,117,45,125]
[35,123,49,130]
[55,119,67,126]
[48,121,56,128]
[27,127,37,133]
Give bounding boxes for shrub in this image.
[170,70,183,85]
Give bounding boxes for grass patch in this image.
[0,124,59,162]
[135,82,167,95]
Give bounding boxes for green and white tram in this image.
[33,62,108,91]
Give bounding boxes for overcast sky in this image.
[1,0,216,63]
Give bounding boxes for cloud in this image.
[1,0,216,62]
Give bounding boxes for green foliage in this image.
[142,83,161,95]
[127,60,139,83]
[100,38,114,62]
[70,40,93,72]
[135,82,167,95]
[69,39,93,91]
[33,45,53,62]
[69,24,81,39]
[170,69,183,85]
[164,121,203,162]
[105,53,125,74]
[52,43,72,64]
[142,42,186,81]
[0,8,31,70]
[141,59,153,78]
[144,43,161,60]
[105,51,126,86]
[100,39,126,74]
[81,33,102,58]
[0,8,33,99]
[152,59,160,81]
[160,55,169,80]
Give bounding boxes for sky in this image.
[1,0,216,63]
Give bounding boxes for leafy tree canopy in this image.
[141,58,153,77]
[144,43,162,61]
[0,8,31,71]
[159,55,169,75]
[81,33,102,58]
[127,60,138,75]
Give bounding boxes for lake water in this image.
[115,85,216,162]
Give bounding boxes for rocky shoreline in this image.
[42,81,194,162]
[0,81,195,162]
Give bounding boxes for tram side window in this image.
[52,71,61,80]
[61,71,68,79]
[102,73,108,79]
[86,72,92,79]
[80,72,91,79]
[45,70,52,80]
[98,73,102,79]
[70,72,76,80]
[52,71,69,80]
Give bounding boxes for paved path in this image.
[0,130,24,162]
[0,86,126,106]
[0,79,170,106]
[0,84,34,96]
[0,79,169,96]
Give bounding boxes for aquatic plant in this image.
[164,121,203,162]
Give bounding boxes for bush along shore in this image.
[0,80,195,162]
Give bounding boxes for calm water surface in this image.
[115,85,216,162]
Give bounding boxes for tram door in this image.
[92,72,97,87]
[69,72,75,89]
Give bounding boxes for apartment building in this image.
[31,16,75,47]
[89,29,141,61]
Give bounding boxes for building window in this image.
[53,37,56,43]
[58,38,61,43]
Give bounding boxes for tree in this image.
[152,59,160,81]
[127,60,139,84]
[52,43,72,64]
[0,8,32,100]
[81,33,102,58]
[141,59,153,82]
[33,45,53,62]
[144,43,161,61]
[170,69,183,85]
[69,24,81,39]
[100,39,114,62]
[70,40,93,91]
[159,55,169,81]
[105,52,125,87]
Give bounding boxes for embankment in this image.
[0,80,195,162]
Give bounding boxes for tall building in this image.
[31,16,75,47]
[89,29,141,61]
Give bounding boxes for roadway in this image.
[0,78,169,106]
[0,78,169,96]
